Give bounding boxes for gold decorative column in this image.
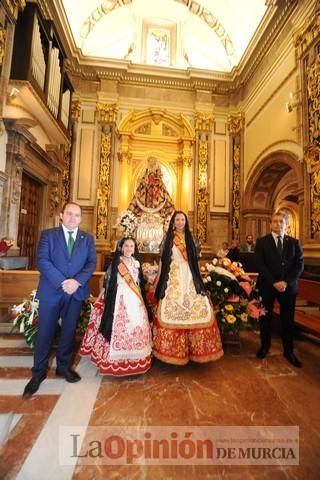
[61,142,71,205]
[96,103,118,239]
[194,112,213,243]
[304,55,320,239]
[228,112,244,241]
[294,4,320,250]
[0,26,6,68]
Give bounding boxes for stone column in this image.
[95,102,118,240]
[117,135,132,213]
[179,140,192,214]
[0,0,25,227]
[0,121,25,242]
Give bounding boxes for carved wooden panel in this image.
[17,172,43,268]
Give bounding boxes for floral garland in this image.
[11,290,94,348]
[117,209,138,236]
[202,257,265,333]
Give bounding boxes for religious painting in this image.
[146,28,170,66]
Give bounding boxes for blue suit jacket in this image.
[36,226,97,302]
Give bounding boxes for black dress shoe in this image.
[56,368,81,383]
[256,346,269,359]
[22,375,46,398]
[284,352,302,368]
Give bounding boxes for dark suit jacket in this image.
[255,234,304,295]
[36,226,96,302]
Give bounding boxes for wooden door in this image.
[17,172,43,268]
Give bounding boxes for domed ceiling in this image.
[61,0,269,72]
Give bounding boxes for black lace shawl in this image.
[99,238,149,341]
[155,212,206,300]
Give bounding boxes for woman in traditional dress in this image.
[153,211,223,365]
[80,237,152,376]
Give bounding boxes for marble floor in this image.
[0,330,319,480]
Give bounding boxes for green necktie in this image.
[67,231,75,256]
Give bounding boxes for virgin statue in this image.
[128,156,174,220]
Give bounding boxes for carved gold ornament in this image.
[71,101,81,122]
[96,103,118,124]
[195,112,214,132]
[0,26,6,67]
[196,129,209,243]
[306,52,320,237]
[61,143,71,205]
[228,113,244,134]
[96,130,112,238]
[232,144,240,240]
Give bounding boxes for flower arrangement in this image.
[201,257,265,334]
[0,237,14,256]
[11,290,94,348]
[117,210,138,236]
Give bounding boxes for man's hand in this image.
[61,279,80,295]
[273,281,287,293]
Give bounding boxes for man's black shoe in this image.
[22,375,46,398]
[284,352,302,368]
[56,368,81,383]
[256,346,269,359]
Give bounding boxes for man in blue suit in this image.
[23,202,96,397]
[255,211,304,368]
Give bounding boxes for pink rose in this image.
[247,300,260,319]
[239,281,252,295]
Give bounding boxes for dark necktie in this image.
[277,235,283,256]
[67,231,75,256]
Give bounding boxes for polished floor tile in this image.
[0,331,319,479]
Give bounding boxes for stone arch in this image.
[118,107,194,139]
[242,150,304,240]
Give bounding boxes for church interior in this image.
[0,0,320,478]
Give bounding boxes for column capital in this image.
[96,102,118,124]
[228,112,245,134]
[194,111,214,131]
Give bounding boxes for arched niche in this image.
[117,108,195,212]
[242,150,304,240]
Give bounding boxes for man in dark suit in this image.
[240,234,255,253]
[23,202,96,397]
[255,211,304,367]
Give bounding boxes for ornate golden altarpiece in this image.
[114,108,194,252]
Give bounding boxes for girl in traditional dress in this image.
[80,237,152,376]
[153,211,223,365]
